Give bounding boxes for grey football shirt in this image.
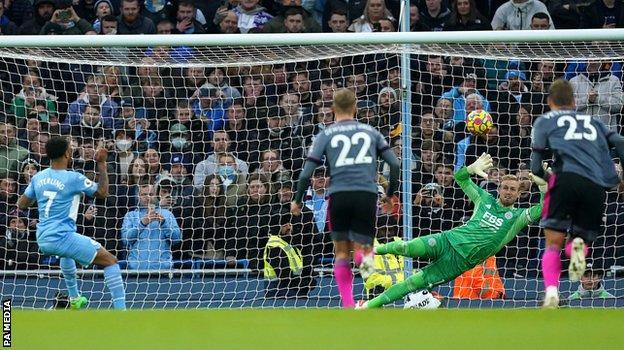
[531,110,619,188]
[307,120,390,195]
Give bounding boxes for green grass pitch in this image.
[11,309,624,349]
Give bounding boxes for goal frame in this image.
[2,29,624,307]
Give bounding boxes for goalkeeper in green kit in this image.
[357,153,546,309]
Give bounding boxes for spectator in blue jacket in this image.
[121,184,181,269]
[191,86,227,132]
[441,73,490,123]
[64,75,119,133]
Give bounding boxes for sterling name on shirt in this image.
[37,177,66,191]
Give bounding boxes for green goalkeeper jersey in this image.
[445,167,544,265]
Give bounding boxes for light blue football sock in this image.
[103,264,126,310]
[60,258,80,299]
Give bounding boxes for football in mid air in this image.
[465,110,494,136]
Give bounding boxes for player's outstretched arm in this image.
[525,172,549,223]
[291,160,318,216]
[93,147,109,198]
[380,148,400,197]
[455,153,493,204]
[529,151,547,180]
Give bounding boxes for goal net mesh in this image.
[1,40,623,309]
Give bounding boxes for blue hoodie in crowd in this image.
[121,205,181,270]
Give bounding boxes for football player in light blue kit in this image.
[17,136,126,310]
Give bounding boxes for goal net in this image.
[1,33,623,309]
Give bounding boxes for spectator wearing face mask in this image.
[214,152,248,208]
[108,129,136,186]
[193,130,250,190]
[160,123,202,168]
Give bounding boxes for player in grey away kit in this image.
[291,88,400,308]
[530,79,624,308]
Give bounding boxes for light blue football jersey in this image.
[24,168,99,241]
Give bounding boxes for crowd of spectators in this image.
[1,0,624,285]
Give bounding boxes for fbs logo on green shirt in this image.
[481,211,504,230]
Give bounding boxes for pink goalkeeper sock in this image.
[564,241,589,258]
[542,247,562,288]
[334,259,355,308]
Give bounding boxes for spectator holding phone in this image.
[121,184,182,270]
[40,0,96,34]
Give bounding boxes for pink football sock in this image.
[353,250,364,267]
[542,247,562,289]
[564,240,589,258]
[334,259,355,308]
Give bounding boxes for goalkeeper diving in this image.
[357,153,546,309]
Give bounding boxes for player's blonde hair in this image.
[332,88,357,115]
[548,79,575,107]
[500,174,519,184]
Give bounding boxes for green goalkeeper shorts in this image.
[416,233,475,289]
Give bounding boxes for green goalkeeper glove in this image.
[467,153,493,179]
